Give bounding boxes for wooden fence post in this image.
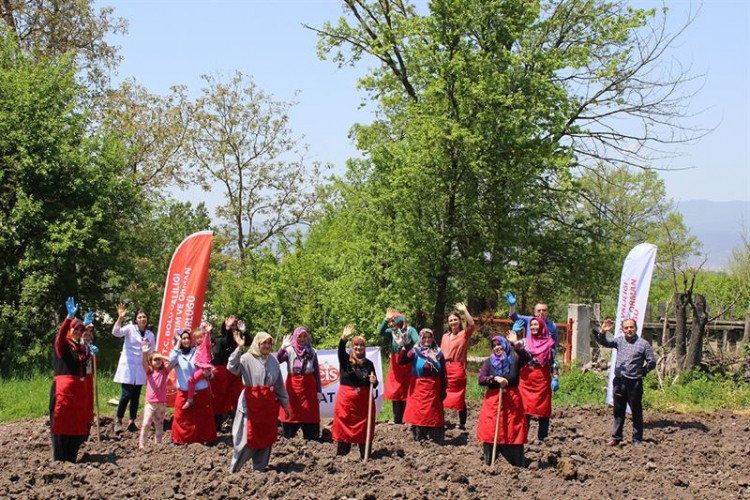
[568,304,590,365]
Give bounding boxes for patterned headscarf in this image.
[414,328,441,372]
[349,335,366,366]
[525,316,555,367]
[291,327,314,374]
[249,331,273,364]
[489,336,512,377]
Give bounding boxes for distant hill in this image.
[676,200,750,269]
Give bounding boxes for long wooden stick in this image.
[364,377,374,462]
[491,387,503,466]
[93,354,101,441]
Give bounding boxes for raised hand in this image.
[281,334,292,350]
[602,318,614,333]
[505,292,517,306]
[65,297,78,319]
[342,324,355,341]
[454,302,468,314]
[511,319,525,333]
[506,330,518,345]
[237,320,246,333]
[233,329,245,348]
[225,315,237,330]
[116,303,127,321]
[83,311,95,326]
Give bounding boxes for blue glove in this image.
[505,292,517,306]
[551,377,560,392]
[65,297,79,319]
[512,319,525,332]
[89,344,99,355]
[83,311,95,326]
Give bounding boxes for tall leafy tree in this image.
[309,0,700,330]
[0,35,141,374]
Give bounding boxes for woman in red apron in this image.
[378,309,418,424]
[50,297,91,462]
[333,325,378,459]
[398,328,446,442]
[517,316,556,442]
[169,329,217,445]
[440,302,475,430]
[477,334,531,466]
[276,326,322,440]
[210,315,247,432]
[228,331,289,473]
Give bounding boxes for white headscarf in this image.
[249,331,273,364]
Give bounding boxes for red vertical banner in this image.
[156,230,213,406]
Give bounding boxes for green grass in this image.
[3,362,750,422]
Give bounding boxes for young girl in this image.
[139,343,174,448]
[182,322,215,409]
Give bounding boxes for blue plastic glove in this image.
[89,344,99,355]
[505,292,517,306]
[512,319,525,332]
[65,297,79,319]
[551,377,560,392]
[83,311,95,326]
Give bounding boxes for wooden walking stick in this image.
[93,354,101,441]
[364,373,374,462]
[491,387,503,466]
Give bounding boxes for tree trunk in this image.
[684,294,708,370]
[672,292,689,368]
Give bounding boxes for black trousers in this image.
[392,400,406,424]
[117,383,143,420]
[411,425,444,442]
[336,441,369,459]
[282,422,320,440]
[526,416,550,441]
[612,376,644,441]
[482,443,524,467]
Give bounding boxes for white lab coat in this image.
[112,323,155,385]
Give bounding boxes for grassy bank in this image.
[2,363,749,423]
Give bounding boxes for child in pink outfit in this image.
[140,343,174,448]
[182,323,215,409]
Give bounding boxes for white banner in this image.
[606,243,658,406]
[280,346,384,418]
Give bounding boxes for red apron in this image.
[519,364,552,417]
[172,388,217,444]
[404,376,444,427]
[227,370,244,413]
[384,353,411,401]
[210,365,231,415]
[443,362,467,411]
[52,375,90,436]
[279,373,320,424]
[245,385,280,449]
[332,385,375,444]
[476,386,527,444]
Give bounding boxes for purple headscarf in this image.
[525,316,555,367]
[291,327,314,374]
[489,336,512,377]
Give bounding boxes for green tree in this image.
[0,35,141,375]
[309,0,699,330]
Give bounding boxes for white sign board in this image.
[280,346,384,418]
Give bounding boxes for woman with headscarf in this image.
[169,328,217,445]
[228,331,289,473]
[398,328,447,442]
[50,297,92,462]
[476,334,531,466]
[517,316,557,442]
[111,303,155,434]
[378,308,418,424]
[440,302,475,430]
[333,324,378,459]
[277,326,322,440]
[210,315,246,431]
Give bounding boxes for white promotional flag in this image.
[280,346,384,418]
[606,243,658,406]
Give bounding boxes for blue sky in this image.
[104,0,749,205]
